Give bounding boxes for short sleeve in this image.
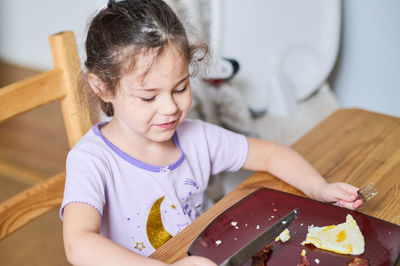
[59,148,107,220]
[197,120,248,175]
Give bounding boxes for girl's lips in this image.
[156,120,176,129]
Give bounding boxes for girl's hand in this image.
[314,182,364,210]
[171,256,217,266]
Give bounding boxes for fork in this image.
[357,183,378,202]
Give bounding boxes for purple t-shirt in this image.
[60,119,248,256]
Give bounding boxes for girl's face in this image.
[107,45,192,144]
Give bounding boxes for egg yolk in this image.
[336,230,346,242]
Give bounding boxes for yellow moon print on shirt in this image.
[146,196,172,249]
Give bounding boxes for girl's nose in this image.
[159,95,178,115]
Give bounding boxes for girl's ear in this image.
[87,73,113,102]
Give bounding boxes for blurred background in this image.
[1,0,399,117]
[0,0,399,265]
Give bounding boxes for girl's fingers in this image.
[338,190,357,202]
[321,183,364,209]
[332,183,359,202]
[339,183,359,196]
[336,198,364,210]
[322,184,355,203]
[336,200,356,210]
[353,199,364,209]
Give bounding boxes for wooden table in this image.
[150,108,400,263]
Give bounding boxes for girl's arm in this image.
[63,203,216,266]
[242,138,363,209]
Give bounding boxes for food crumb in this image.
[273,208,278,212]
[215,240,222,245]
[276,228,290,242]
[233,237,237,240]
[256,225,260,230]
[231,221,238,226]
[235,226,239,229]
[245,223,248,227]
[315,258,320,264]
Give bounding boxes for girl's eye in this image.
[140,96,156,102]
[174,86,187,94]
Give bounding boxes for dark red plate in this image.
[188,188,400,265]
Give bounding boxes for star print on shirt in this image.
[177,222,189,233]
[176,223,189,233]
[134,242,146,251]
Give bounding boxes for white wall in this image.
[0,0,104,70]
[332,0,400,117]
[0,0,399,117]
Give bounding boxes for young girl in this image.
[61,0,363,265]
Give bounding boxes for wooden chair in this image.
[0,31,91,240]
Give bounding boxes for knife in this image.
[219,208,299,266]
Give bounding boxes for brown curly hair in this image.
[80,0,209,123]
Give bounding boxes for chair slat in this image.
[0,69,65,122]
[0,172,65,240]
[0,159,44,185]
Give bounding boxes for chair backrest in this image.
[0,31,91,240]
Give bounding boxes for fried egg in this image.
[301,214,364,255]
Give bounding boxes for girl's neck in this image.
[100,120,180,167]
